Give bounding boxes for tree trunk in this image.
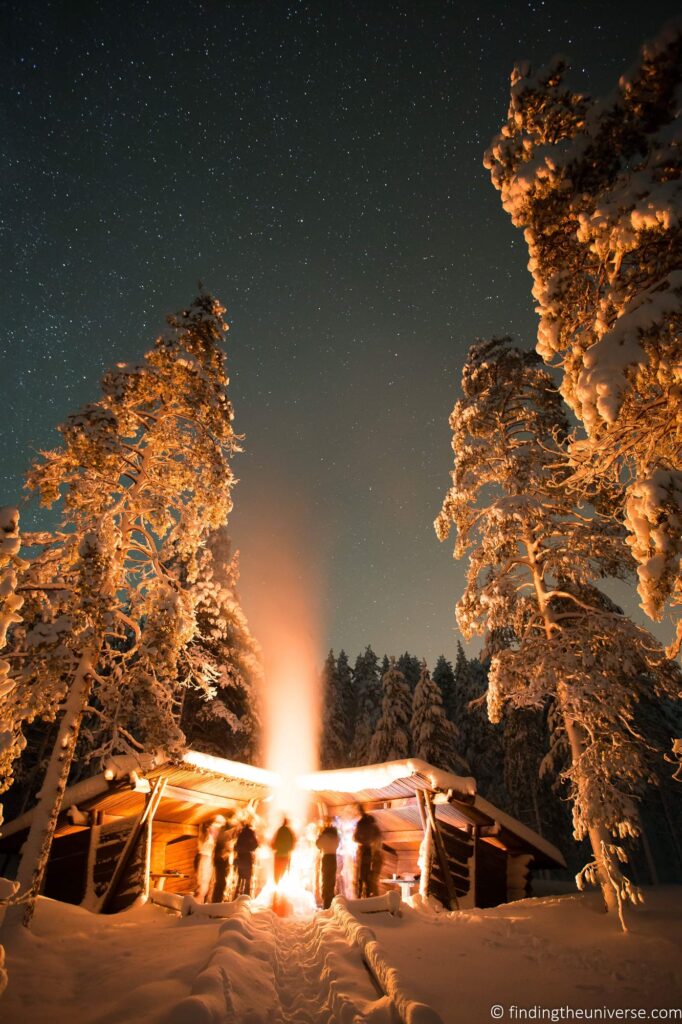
[523,531,620,918]
[562,714,619,915]
[1,649,95,933]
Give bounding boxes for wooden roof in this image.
[0,751,565,868]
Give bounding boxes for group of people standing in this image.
[193,806,383,909]
[194,815,258,903]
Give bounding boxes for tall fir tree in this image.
[320,650,350,769]
[396,652,421,692]
[350,646,382,765]
[2,293,239,929]
[411,660,464,772]
[369,657,412,763]
[336,649,354,755]
[436,336,681,922]
[452,646,506,807]
[432,654,456,720]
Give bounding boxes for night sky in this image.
[2,0,678,664]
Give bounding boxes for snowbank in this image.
[2,887,680,1023]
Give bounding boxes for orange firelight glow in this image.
[237,504,324,831]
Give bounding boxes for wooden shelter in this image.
[0,751,564,912]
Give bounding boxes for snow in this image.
[299,758,477,801]
[2,886,681,1023]
[181,749,278,789]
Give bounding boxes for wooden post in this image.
[423,790,459,911]
[415,789,432,900]
[81,810,103,911]
[99,776,166,913]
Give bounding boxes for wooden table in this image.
[381,877,417,900]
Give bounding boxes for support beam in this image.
[423,790,459,911]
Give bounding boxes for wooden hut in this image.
[0,751,564,912]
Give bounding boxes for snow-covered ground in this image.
[1,887,681,1023]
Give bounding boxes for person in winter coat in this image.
[235,821,259,897]
[316,819,340,909]
[194,815,225,902]
[211,816,236,903]
[272,817,295,883]
[353,805,381,898]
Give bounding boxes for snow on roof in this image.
[0,754,158,840]
[298,758,477,802]
[181,750,278,789]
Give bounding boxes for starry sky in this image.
[2,0,678,664]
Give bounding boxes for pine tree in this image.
[432,654,456,719]
[451,645,505,806]
[180,527,261,763]
[350,646,382,765]
[369,657,412,763]
[2,292,239,929]
[336,649,354,754]
[396,652,421,691]
[0,506,26,995]
[484,25,682,656]
[436,336,681,923]
[411,660,464,771]
[320,650,349,769]
[0,507,27,821]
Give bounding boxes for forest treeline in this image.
[318,644,682,883]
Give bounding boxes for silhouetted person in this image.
[353,805,381,899]
[272,817,295,883]
[211,815,236,902]
[194,815,225,903]
[316,819,340,909]
[235,822,259,897]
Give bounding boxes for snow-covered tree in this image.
[336,649,354,751]
[450,643,506,806]
[0,507,27,822]
[436,336,681,924]
[180,527,261,763]
[0,506,26,995]
[397,652,421,691]
[2,292,239,928]
[484,25,682,656]
[432,654,456,718]
[369,657,412,763]
[411,659,464,771]
[350,646,382,765]
[320,650,350,769]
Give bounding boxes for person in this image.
[211,815,236,903]
[194,815,225,903]
[272,817,295,884]
[353,805,381,899]
[234,821,259,897]
[316,818,340,909]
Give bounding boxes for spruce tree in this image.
[350,646,381,765]
[432,654,456,720]
[411,660,464,771]
[336,649,354,753]
[396,652,421,692]
[320,650,349,769]
[369,657,412,763]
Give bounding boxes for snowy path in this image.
[167,902,394,1024]
[268,915,371,1023]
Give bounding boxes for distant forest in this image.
[319,644,682,884]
